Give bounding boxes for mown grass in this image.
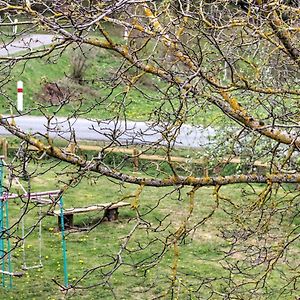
[0,157,298,299]
[0,160,221,299]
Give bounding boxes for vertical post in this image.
[203,157,209,178]
[17,81,23,112]
[0,139,7,160]
[21,205,26,271]
[132,148,139,172]
[0,158,5,287]
[13,18,18,34]
[38,207,43,268]
[124,27,129,44]
[3,140,8,161]
[203,167,209,178]
[59,196,68,289]
[5,199,12,288]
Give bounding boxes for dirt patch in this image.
[37,82,74,104]
[37,80,100,105]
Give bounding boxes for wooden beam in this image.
[0,190,61,201]
[49,201,130,216]
[0,270,24,277]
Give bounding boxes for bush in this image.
[70,45,96,84]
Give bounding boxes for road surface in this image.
[0,115,215,148]
[0,34,57,56]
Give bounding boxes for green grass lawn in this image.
[0,157,298,299]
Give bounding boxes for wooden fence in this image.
[0,138,268,174]
[77,145,268,174]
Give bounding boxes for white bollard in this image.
[17,81,23,111]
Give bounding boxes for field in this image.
[0,156,299,299]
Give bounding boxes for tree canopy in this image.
[0,0,299,298]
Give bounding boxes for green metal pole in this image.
[59,196,68,288]
[5,199,12,288]
[0,159,5,287]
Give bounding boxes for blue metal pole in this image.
[5,199,12,288]
[0,159,5,287]
[59,196,68,288]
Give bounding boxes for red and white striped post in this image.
[17,81,23,111]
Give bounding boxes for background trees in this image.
[0,0,299,298]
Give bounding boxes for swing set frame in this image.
[0,156,69,289]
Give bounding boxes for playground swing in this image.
[13,176,46,271]
[21,202,44,271]
[12,143,42,270]
[0,156,69,289]
[8,173,42,271]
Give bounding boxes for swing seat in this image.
[22,264,43,271]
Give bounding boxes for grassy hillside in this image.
[1,41,224,127]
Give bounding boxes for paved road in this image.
[0,34,56,56]
[0,115,215,148]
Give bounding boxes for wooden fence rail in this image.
[0,139,268,173]
[76,144,268,169]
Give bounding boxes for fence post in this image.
[203,157,209,177]
[12,18,18,34]
[2,140,8,160]
[132,148,139,172]
[0,139,7,159]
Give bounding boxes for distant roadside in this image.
[0,34,56,56]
